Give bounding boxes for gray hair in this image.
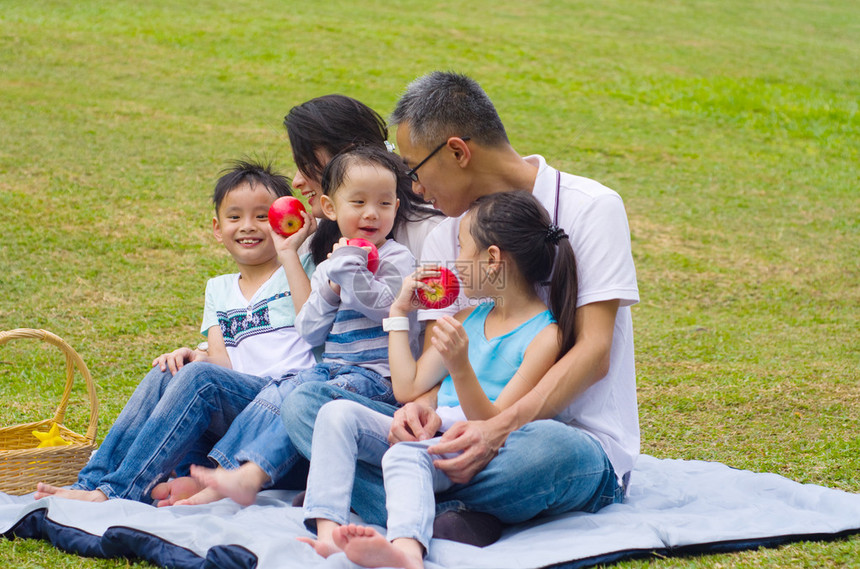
[390,71,509,148]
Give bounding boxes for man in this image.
[283,71,639,545]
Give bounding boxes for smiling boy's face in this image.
[213,182,279,269]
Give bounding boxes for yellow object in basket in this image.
[32,423,71,448]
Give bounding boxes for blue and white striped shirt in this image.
[295,240,418,377]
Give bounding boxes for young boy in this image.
[35,159,317,503]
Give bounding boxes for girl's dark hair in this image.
[284,94,441,262]
[212,159,292,215]
[469,191,578,357]
[309,145,408,264]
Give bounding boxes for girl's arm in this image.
[329,243,416,323]
[388,268,458,403]
[438,318,561,421]
[273,211,316,313]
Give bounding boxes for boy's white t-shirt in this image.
[419,155,640,481]
[200,256,317,379]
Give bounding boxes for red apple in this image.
[268,196,307,237]
[416,267,460,309]
[346,238,380,274]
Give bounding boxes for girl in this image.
[299,190,577,569]
[176,144,421,507]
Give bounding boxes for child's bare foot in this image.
[173,486,224,506]
[34,483,107,502]
[296,536,342,558]
[151,477,205,507]
[334,524,423,569]
[183,463,267,507]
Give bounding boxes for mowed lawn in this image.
[0,1,857,567]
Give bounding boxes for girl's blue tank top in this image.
[436,300,555,408]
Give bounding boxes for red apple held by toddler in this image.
[346,238,380,274]
[268,196,307,237]
[417,267,460,309]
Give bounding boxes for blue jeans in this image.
[283,382,622,528]
[74,362,269,502]
[210,363,396,487]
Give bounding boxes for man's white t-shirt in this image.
[419,155,640,482]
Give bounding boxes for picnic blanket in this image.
[2,455,859,568]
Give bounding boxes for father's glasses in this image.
[404,136,471,182]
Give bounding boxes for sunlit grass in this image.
[1,0,857,566]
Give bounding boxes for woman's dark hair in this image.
[284,94,441,263]
[469,191,578,357]
[308,145,409,264]
[212,158,292,215]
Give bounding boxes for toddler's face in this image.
[322,163,399,249]
[213,182,278,268]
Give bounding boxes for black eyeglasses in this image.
[404,136,470,182]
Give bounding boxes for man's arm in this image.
[428,299,619,484]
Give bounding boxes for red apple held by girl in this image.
[417,267,460,309]
[268,196,307,237]
[346,238,380,274]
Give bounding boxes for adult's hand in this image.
[388,402,441,444]
[152,347,196,375]
[427,420,508,484]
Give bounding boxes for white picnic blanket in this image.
[2,455,858,568]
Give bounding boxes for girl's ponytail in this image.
[548,233,577,357]
[469,191,578,359]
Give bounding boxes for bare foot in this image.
[296,536,342,558]
[152,476,205,507]
[184,463,266,507]
[34,483,107,502]
[173,486,225,506]
[334,524,423,569]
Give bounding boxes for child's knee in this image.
[382,441,434,473]
[316,399,370,433]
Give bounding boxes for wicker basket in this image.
[0,328,99,495]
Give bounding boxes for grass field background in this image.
[1,0,858,567]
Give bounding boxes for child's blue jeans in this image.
[74,361,394,503]
[209,362,395,487]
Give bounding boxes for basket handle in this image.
[0,328,99,444]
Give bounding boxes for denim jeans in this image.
[210,362,396,487]
[74,362,270,502]
[283,382,623,529]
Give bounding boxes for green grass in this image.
[1,0,858,567]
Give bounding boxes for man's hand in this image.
[388,402,442,444]
[428,420,507,484]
